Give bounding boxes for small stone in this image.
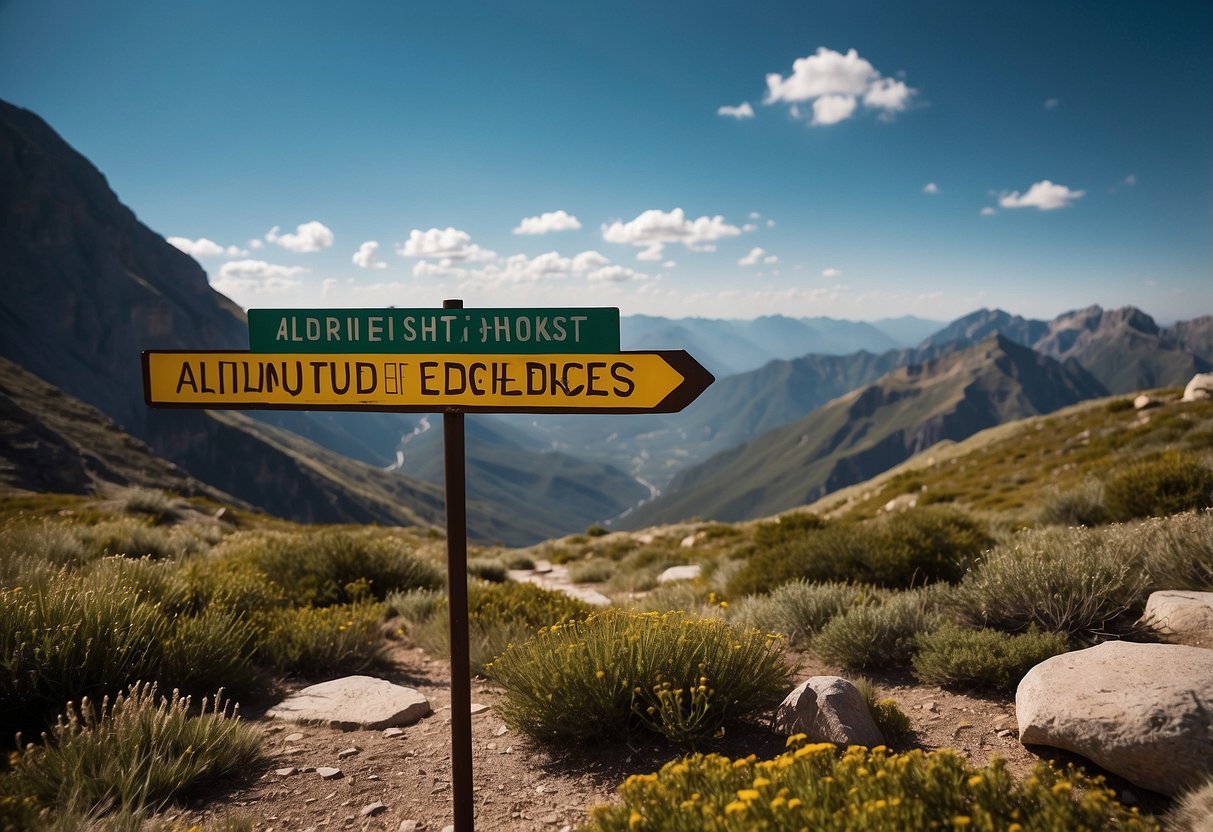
[441,826,455,832]
[996,729,1013,738]
[494,725,509,736]
[486,742,496,750]
[536,785,546,794]
[367,774,380,781]
[337,747,360,759]
[360,802,388,818]
[316,767,343,780]
[504,746,513,754]
[275,767,298,777]
[398,822,421,832]
[470,703,490,715]
[383,727,405,738]
[541,814,559,824]
[265,724,285,733]
[285,732,305,743]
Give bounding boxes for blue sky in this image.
[2,0,1210,323]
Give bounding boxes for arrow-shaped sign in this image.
[142,350,714,414]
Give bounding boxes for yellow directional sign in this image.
[142,350,713,414]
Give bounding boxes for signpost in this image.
[142,301,713,832]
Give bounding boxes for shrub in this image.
[487,610,793,744]
[584,742,1157,831]
[466,558,508,583]
[811,590,941,670]
[0,520,88,567]
[729,508,993,597]
[1103,451,1213,522]
[1037,478,1108,527]
[752,512,828,548]
[396,581,592,675]
[631,584,722,616]
[6,683,262,816]
[212,529,441,606]
[1168,774,1213,832]
[1122,510,1213,592]
[586,524,610,537]
[258,601,386,675]
[116,488,177,522]
[953,526,1149,641]
[851,677,913,746]
[502,553,536,570]
[568,558,615,584]
[732,581,880,647]
[911,625,1071,693]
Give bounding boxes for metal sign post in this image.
[441,298,474,832]
[142,301,714,832]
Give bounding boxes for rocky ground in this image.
[170,642,1132,832]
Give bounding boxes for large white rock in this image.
[658,564,701,584]
[1016,642,1213,795]
[1183,373,1213,402]
[267,676,431,730]
[773,676,885,747]
[1143,590,1213,647]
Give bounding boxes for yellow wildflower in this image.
[737,789,760,801]
[967,775,984,788]
[724,801,748,815]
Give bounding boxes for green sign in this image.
[247,308,620,354]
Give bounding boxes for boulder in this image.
[773,676,884,747]
[267,675,431,730]
[1143,590,1213,647]
[1017,642,1213,795]
[658,564,701,584]
[1133,394,1160,410]
[1183,373,1213,402]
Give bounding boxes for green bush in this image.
[953,526,1149,641]
[1129,510,1213,592]
[911,625,1070,693]
[487,610,793,744]
[1103,451,1213,522]
[585,742,1157,831]
[396,581,593,675]
[732,581,880,647]
[631,583,723,616]
[212,529,441,606]
[467,557,508,582]
[116,488,177,522]
[1037,478,1108,527]
[568,558,616,584]
[586,524,610,537]
[6,683,262,817]
[258,601,386,675]
[752,512,828,548]
[0,520,88,567]
[729,508,993,597]
[851,676,913,746]
[811,590,941,670]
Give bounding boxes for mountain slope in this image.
[0,355,229,500]
[623,336,1107,525]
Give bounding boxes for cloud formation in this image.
[739,247,777,266]
[512,210,582,235]
[821,267,842,279]
[167,237,245,258]
[397,227,496,261]
[602,208,741,260]
[998,180,1085,211]
[764,47,916,127]
[266,220,334,252]
[922,182,939,194]
[717,102,755,119]
[411,249,651,287]
[212,259,307,303]
[352,241,387,269]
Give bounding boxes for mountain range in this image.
[2,96,1210,543]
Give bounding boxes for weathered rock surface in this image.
[267,676,431,730]
[773,676,884,747]
[1143,590,1213,647]
[1017,641,1213,795]
[658,564,702,584]
[1184,373,1213,402]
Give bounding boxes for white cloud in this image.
[352,241,387,270]
[211,259,307,303]
[812,94,857,125]
[588,265,653,283]
[717,102,755,119]
[998,180,1085,211]
[766,47,878,102]
[763,47,917,127]
[742,223,758,233]
[321,278,339,297]
[601,208,741,259]
[748,212,762,220]
[265,220,334,253]
[739,247,767,266]
[980,206,997,216]
[249,239,264,250]
[1044,98,1060,109]
[663,260,677,269]
[396,227,496,261]
[766,219,776,228]
[1123,174,1137,186]
[922,182,939,195]
[168,237,246,258]
[821,267,842,279]
[571,250,610,271]
[863,77,914,113]
[512,210,582,235]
